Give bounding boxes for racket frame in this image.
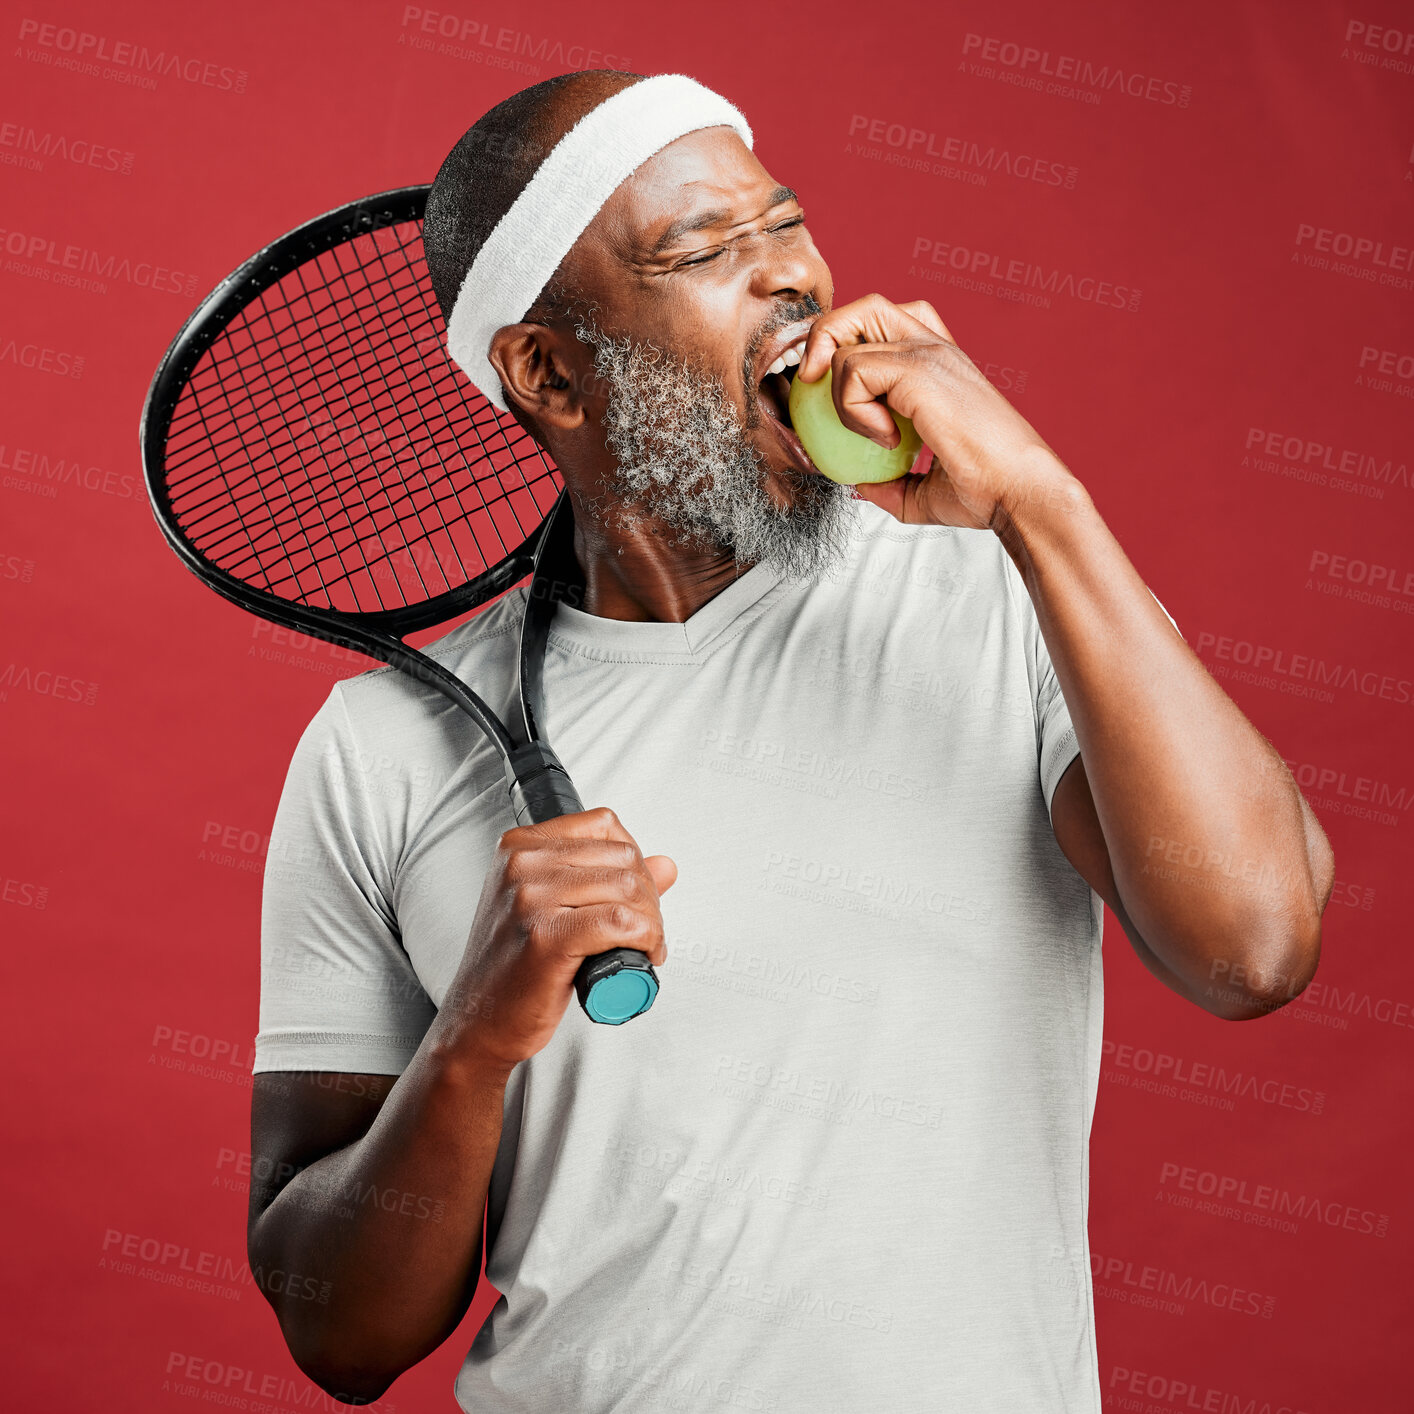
[139,186,547,755]
[139,186,658,1024]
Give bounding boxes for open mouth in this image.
[754,336,814,473]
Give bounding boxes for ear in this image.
[487,324,588,432]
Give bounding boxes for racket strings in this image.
[323,228,467,603]
[166,252,527,537]
[162,217,561,614]
[356,225,551,585]
[163,267,444,488]
[178,224,543,604]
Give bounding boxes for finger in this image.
[531,837,643,870]
[644,854,678,894]
[852,477,910,519]
[528,808,633,837]
[531,862,662,910]
[509,805,637,849]
[797,294,937,382]
[830,344,916,444]
[859,460,972,528]
[503,836,642,888]
[544,842,676,900]
[557,900,665,964]
[897,300,954,342]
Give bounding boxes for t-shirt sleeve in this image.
[254,682,437,1076]
[1001,550,1183,820]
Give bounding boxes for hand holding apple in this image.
[793,295,1071,531]
[787,367,921,484]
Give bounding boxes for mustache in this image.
[740,294,824,396]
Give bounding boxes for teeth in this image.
[762,340,808,382]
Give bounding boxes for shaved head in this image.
[424,69,643,328]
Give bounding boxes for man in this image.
[247,70,1332,1412]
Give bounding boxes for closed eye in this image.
[675,213,807,268]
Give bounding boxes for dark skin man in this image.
[248,76,1333,1403]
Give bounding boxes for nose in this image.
[748,231,826,305]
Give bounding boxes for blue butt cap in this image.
[585,968,659,1025]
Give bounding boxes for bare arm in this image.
[248,808,675,1402]
[796,294,1333,1019]
[248,1038,512,1404]
[997,480,1331,1019]
[1050,752,1332,1020]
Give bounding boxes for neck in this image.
[571,512,754,623]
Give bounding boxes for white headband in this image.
[445,73,753,412]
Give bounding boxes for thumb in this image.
[644,855,678,895]
[852,479,907,519]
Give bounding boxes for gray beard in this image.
[572,313,855,582]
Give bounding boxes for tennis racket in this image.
[139,185,659,1026]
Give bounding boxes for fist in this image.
[796,293,1068,529]
[443,807,676,1069]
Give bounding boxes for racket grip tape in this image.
[505,741,585,825]
[504,744,660,1026]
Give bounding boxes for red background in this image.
[3,1,1411,1409]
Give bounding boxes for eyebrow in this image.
[646,185,799,256]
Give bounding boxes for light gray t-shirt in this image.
[256,499,1125,1413]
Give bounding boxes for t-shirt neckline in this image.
[546,558,784,660]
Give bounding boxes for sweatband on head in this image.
[445,73,753,412]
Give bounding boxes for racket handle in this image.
[505,741,586,825]
[504,744,660,1026]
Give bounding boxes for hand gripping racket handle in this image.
[504,742,660,1027]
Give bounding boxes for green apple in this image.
[787,367,922,485]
